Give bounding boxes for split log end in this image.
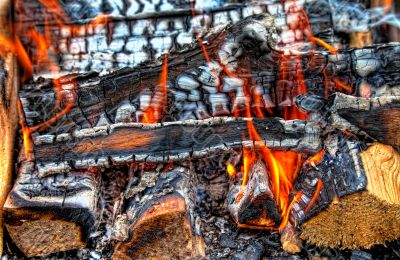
[300,192,400,249]
[361,142,400,205]
[113,194,204,259]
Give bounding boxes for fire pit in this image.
[0,0,399,259]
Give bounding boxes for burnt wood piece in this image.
[328,93,400,150]
[227,160,280,230]
[113,167,205,259]
[361,142,400,205]
[14,0,336,74]
[29,117,321,177]
[18,10,400,135]
[290,133,367,226]
[0,0,19,256]
[19,13,279,134]
[4,162,100,257]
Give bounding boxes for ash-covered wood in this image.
[361,142,400,204]
[113,167,205,259]
[290,133,367,226]
[17,10,400,137]
[29,117,321,176]
[227,160,280,230]
[328,93,400,150]
[4,162,100,257]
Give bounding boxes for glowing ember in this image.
[226,163,237,177]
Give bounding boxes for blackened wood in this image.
[227,160,280,230]
[30,118,321,177]
[328,93,400,150]
[4,162,100,257]
[290,133,367,226]
[113,167,205,259]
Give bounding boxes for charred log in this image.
[328,93,400,150]
[290,133,367,226]
[227,160,280,230]
[29,117,320,176]
[4,162,100,257]
[113,167,205,259]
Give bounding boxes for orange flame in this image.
[308,36,338,55]
[142,53,168,123]
[306,150,325,166]
[305,179,323,213]
[384,0,393,13]
[332,78,353,93]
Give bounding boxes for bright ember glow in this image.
[226,163,237,177]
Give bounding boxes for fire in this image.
[305,179,323,213]
[142,53,169,123]
[306,150,325,166]
[0,0,110,158]
[309,36,338,55]
[226,163,237,177]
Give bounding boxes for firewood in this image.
[4,162,100,257]
[113,167,205,259]
[290,133,367,226]
[361,142,400,204]
[328,93,400,150]
[29,117,321,174]
[227,160,280,230]
[0,0,18,256]
[299,191,400,249]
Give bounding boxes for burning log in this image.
[227,160,280,230]
[113,167,205,259]
[28,117,320,175]
[4,162,100,257]
[290,137,400,249]
[0,0,19,256]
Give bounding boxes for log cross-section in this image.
[4,162,100,257]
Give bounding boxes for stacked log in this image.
[1,4,400,257]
